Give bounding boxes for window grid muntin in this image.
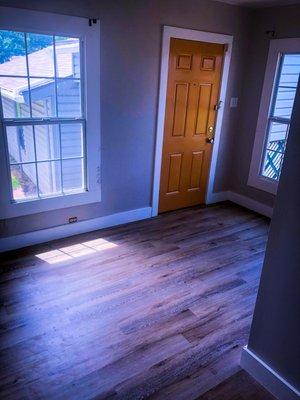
[53,35,62,196]
[9,156,84,166]
[4,121,85,202]
[0,32,84,121]
[260,52,300,180]
[0,30,86,203]
[24,33,33,119]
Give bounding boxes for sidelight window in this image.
[248,38,300,194]
[260,54,300,180]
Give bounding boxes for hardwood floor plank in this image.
[0,203,270,399]
[198,369,275,399]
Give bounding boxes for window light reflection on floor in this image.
[36,238,118,264]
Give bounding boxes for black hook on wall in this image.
[266,30,276,38]
[89,18,98,27]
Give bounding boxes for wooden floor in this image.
[200,370,275,399]
[0,203,271,400]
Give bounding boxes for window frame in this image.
[0,7,101,219]
[248,38,300,195]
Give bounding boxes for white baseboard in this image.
[0,207,152,253]
[227,191,273,218]
[0,190,273,253]
[241,346,300,400]
[207,190,273,218]
[206,190,230,204]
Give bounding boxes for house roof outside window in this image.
[0,38,79,102]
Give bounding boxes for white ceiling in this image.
[217,0,300,7]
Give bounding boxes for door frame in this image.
[151,26,233,216]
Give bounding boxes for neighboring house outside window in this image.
[0,7,100,219]
[248,38,300,195]
[0,35,84,200]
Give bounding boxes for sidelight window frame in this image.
[0,7,101,219]
[248,38,300,195]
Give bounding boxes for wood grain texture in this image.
[0,202,270,399]
[199,370,275,399]
[159,38,225,212]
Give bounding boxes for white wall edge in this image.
[241,346,300,400]
[0,207,152,253]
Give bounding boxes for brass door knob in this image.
[207,126,214,143]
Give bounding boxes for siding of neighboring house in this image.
[275,54,300,119]
[57,79,81,118]
[4,79,82,197]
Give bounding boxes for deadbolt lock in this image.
[206,126,215,144]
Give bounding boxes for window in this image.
[0,7,100,218]
[0,31,85,201]
[261,54,300,180]
[248,38,300,194]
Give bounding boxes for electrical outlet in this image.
[68,216,78,224]
[230,97,238,108]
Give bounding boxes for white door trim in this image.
[151,26,233,216]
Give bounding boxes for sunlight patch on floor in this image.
[35,238,118,264]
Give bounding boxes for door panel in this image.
[167,153,183,193]
[189,151,204,190]
[195,84,212,135]
[172,83,189,137]
[159,38,224,213]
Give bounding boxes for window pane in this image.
[0,30,27,76]
[261,121,289,180]
[273,54,300,119]
[55,37,80,78]
[6,125,35,163]
[30,78,56,117]
[62,158,84,192]
[35,124,60,161]
[27,33,54,77]
[0,76,30,118]
[1,30,86,203]
[57,79,81,117]
[37,161,62,197]
[11,163,38,200]
[61,123,83,158]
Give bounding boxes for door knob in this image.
[206,126,214,144]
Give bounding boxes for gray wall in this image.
[229,3,300,208]
[0,0,252,236]
[247,83,300,391]
[2,1,300,238]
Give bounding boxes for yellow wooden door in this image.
[159,38,225,213]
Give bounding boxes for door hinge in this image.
[214,100,222,111]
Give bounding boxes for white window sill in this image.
[247,173,278,195]
[0,187,101,219]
